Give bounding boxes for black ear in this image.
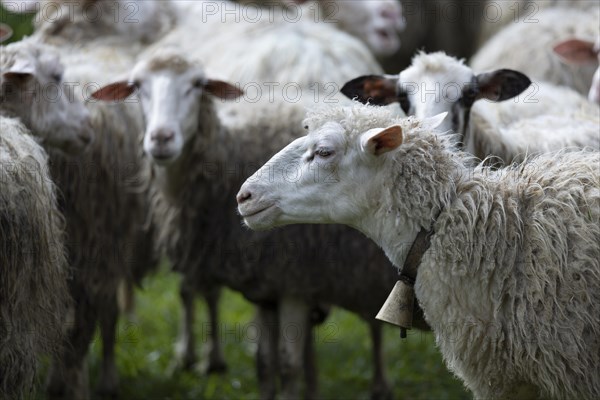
[341,75,398,105]
[475,69,531,102]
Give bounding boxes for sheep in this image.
[0,40,93,152]
[1,38,155,399]
[471,6,600,97]
[477,0,599,47]
[32,0,177,48]
[0,118,71,400]
[92,47,426,399]
[237,103,600,400]
[554,35,600,104]
[136,6,397,390]
[152,1,382,89]
[341,51,600,163]
[233,0,406,57]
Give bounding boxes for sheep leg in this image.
[96,295,120,398]
[174,281,197,370]
[204,286,227,374]
[47,293,96,400]
[369,321,393,400]
[303,322,318,399]
[278,297,309,400]
[256,305,278,400]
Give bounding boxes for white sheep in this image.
[0,40,93,152]
[238,103,600,400]
[1,38,89,398]
[554,35,600,104]
[234,0,406,57]
[134,6,398,394]
[1,38,155,398]
[91,47,421,399]
[477,0,598,47]
[173,0,404,57]
[341,51,599,163]
[32,0,177,47]
[0,117,71,400]
[471,6,600,97]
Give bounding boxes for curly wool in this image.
[0,117,70,399]
[307,104,600,399]
[468,82,600,163]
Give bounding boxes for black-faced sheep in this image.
[341,51,599,163]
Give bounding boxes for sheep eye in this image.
[315,148,334,158]
[193,79,205,88]
[52,73,62,83]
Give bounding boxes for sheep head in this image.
[0,40,93,154]
[237,104,447,232]
[341,52,531,141]
[91,50,243,165]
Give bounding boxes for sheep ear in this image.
[475,69,531,102]
[363,125,403,156]
[1,59,35,85]
[204,79,244,100]
[420,112,448,131]
[0,23,13,43]
[341,75,399,105]
[553,39,598,65]
[90,81,136,101]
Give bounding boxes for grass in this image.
[81,267,470,400]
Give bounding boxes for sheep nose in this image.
[236,190,252,205]
[151,128,175,144]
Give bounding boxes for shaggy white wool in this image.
[0,118,70,399]
[301,104,600,399]
[472,7,600,96]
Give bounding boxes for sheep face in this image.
[0,41,93,154]
[133,66,200,164]
[237,106,446,232]
[341,52,531,142]
[332,0,405,57]
[91,54,243,165]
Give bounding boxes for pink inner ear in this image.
[90,82,135,102]
[369,125,403,155]
[553,39,597,64]
[205,79,244,100]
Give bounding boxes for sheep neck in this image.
[355,134,465,271]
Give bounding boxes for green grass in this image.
[0,4,35,43]
[81,267,469,400]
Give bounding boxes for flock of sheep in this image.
[0,0,599,399]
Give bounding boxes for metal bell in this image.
[376,280,415,331]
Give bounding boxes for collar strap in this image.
[400,226,435,286]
